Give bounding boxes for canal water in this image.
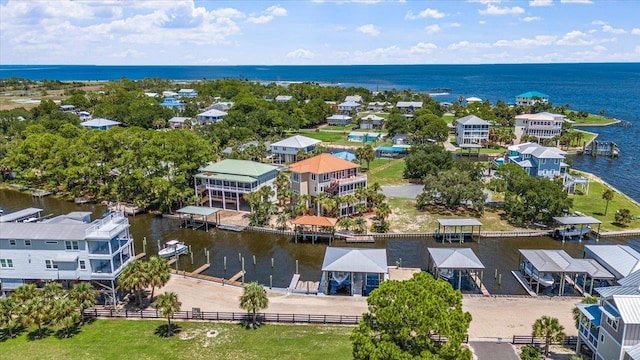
[2,188,639,296]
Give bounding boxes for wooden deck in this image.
[170,269,244,287]
[471,275,491,296]
[344,235,375,243]
[134,252,146,260]
[228,270,245,283]
[193,263,210,274]
[218,224,246,232]
[511,270,538,297]
[167,257,177,266]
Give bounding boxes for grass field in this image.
[570,178,640,231]
[1,320,354,360]
[442,114,456,124]
[569,112,619,126]
[368,159,407,185]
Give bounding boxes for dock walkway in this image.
[511,271,537,297]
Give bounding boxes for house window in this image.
[0,259,14,268]
[541,159,546,164]
[291,173,300,182]
[65,241,79,250]
[25,240,31,246]
[311,174,316,180]
[46,241,58,244]
[9,239,16,246]
[45,260,58,269]
[600,334,604,343]
[79,260,86,270]
[606,316,619,331]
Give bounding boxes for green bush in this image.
[520,345,541,360]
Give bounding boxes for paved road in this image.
[470,341,519,360]
[381,184,423,199]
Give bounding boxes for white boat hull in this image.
[523,262,554,287]
[158,241,188,258]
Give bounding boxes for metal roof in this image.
[595,286,640,297]
[459,143,482,149]
[0,207,43,222]
[626,343,640,360]
[584,245,640,278]
[576,304,601,326]
[0,222,91,241]
[553,216,602,225]
[618,270,640,287]
[176,206,220,216]
[612,295,640,324]
[428,248,485,270]
[437,218,483,227]
[327,114,352,120]
[194,172,257,183]
[517,91,549,99]
[80,118,121,127]
[396,101,423,108]
[457,115,490,126]
[519,249,587,273]
[573,259,614,279]
[198,159,278,178]
[197,109,227,117]
[321,247,388,273]
[271,135,321,148]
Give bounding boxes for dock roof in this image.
[573,259,614,279]
[176,206,220,216]
[321,247,388,273]
[437,218,483,227]
[0,207,43,223]
[428,248,485,270]
[553,216,601,225]
[519,249,586,273]
[292,215,338,227]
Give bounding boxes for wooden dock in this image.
[170,269,244,287]
[564,275,586,296]
[134,252,146,260]
[345,235,375,243]
[228,270,245,283]
[471,275,491,296]
[32,190,52,198]
[218,224,246,232]
[511,270,537,297]
[193,264,210,274]
[167,257,177,266]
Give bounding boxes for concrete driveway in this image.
[470,341,519,360]
[381,184,423,199]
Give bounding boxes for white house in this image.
[515,112,564,142]
[0,210,135,304]
[396,101,423,114]
[326,114,353,126]
[359,114,385,130]
[344,95,363,103]
[275,95,293,102]
[338,101,361,115]
[80,118,121,130]
[270,135,321,164]
[197,109,227,124]
[168,117,194,129]
[367,102,390,111]
[516,91,549,107]
[455,115,490,145]
[178,89,198,98]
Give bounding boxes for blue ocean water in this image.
[1,63,639,201]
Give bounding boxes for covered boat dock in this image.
[435,218,482,243]
[427,247,488,295]
[553,216,601,242]
[571,258,615,295]
[517,249,588,296]
[292,215,338,244]
[0,207,43,223]
[320,247,388,296]
[176,206,220,231]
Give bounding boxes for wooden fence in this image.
[512,335,578,346]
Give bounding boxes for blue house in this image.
[505,142,569,182]
[178,89,198,98]
[159,97,185,111]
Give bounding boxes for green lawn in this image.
[325,124,357,132]
[570,178,640,231]
[298,131,349,144]
[442,114,456,124]
[569,112,618,126]
[368,159,407,185]
[569,130,597,148]
[454,147,505,155]
[2,319,354,360]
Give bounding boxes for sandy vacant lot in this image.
[160,275,578,339]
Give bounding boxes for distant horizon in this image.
[2,62,640,67]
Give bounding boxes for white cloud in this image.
[591,20,606,25]
[479,20,486,25]
[467,0,503,3]
[521,16,541,22]
[286,48,314,59]
[405,8,445,20]
[632,28,640,35]
[555,30,595,46]
[560,0,593,3]
[425,24,441,34]
[448,40,492,50]
[479,4,525,15]
[409,42,437,54]
[247,5,287,24]
[529,0,553,6]
[447,22,461,28]
[602,25,626,34]
[592,45,606,53]
[494,35,557,48]
[357,24,380,36]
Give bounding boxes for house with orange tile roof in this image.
[288,154,367,216]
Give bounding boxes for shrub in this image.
[520,345,541,360]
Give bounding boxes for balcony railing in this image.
[579,326,599,349]
[85,211,128,239]
[335,174,367,186]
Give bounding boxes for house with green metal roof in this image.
[516,91,549,106]
[194,159,279,211]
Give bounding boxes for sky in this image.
[1,0,639,65]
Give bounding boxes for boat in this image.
[523,262,554,287]
[439,269,455,280]
[158,240,189,258]
[554,226,591,240]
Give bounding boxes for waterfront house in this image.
[505,142,569,181]
[515,112,564,142]
[466,97,482,104]
[168,116,193,129]
[348,131,383,143]
[367,102,390,111]
[396,101,423,114]
[60,104,76,113]
[159,97,185,111]
[516,91,549,107]
[320,247,388,296]
[338,101,361,115]
[196,109,227,125]
[194,159,279,211]
[270,135,321,164]
[288,153,367,216]
[584,245,640,280]
[359,114,385,130]
[80,118,121,130]
[275,95,293,102]
[345,95,363,103]
[221,141,271,157]
[455,115,490,145]
[326,114,353,126]
[576,293,640,360]
[162,91,179,98]
[0,210,134,304]
[209,102,233,112]
[178,89,198,98]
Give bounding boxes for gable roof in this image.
[345,95,363,103]
[396,101,423,108]
[457,115,490,126]
[80,118,121,128]
[428,248,485,270]
[271,135,321,148]
[612,295,640,324]
[321,247,388,273]
[519,249,586,273]
[515,112,564,121]
[510,142,566,159]
[198,109,227,117]
[198,159,277,178]
[288,153,359,174]
[585,245,640,278]
[338,101,360,107]
[361,114,384,121]
[517,91,549,98]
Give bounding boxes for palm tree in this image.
[276,212,288,230]
[118,260,150,307]
[354,216,367,234]
[532,315,565,358]
[153,292,182,337]
[338,217,354,232]
[69,282,97,325]
[376,202,391,221]
[52,298,80,338]
[11,283,37,302]
[342,194,356,216]
[22,296,49,339]
[314,192,327,216]
[239,282,268,327]
[147,256,171,301]
[42,282,63,302]
[361,144,375,170]
[602,189,614,216]
[0,297,20,338]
